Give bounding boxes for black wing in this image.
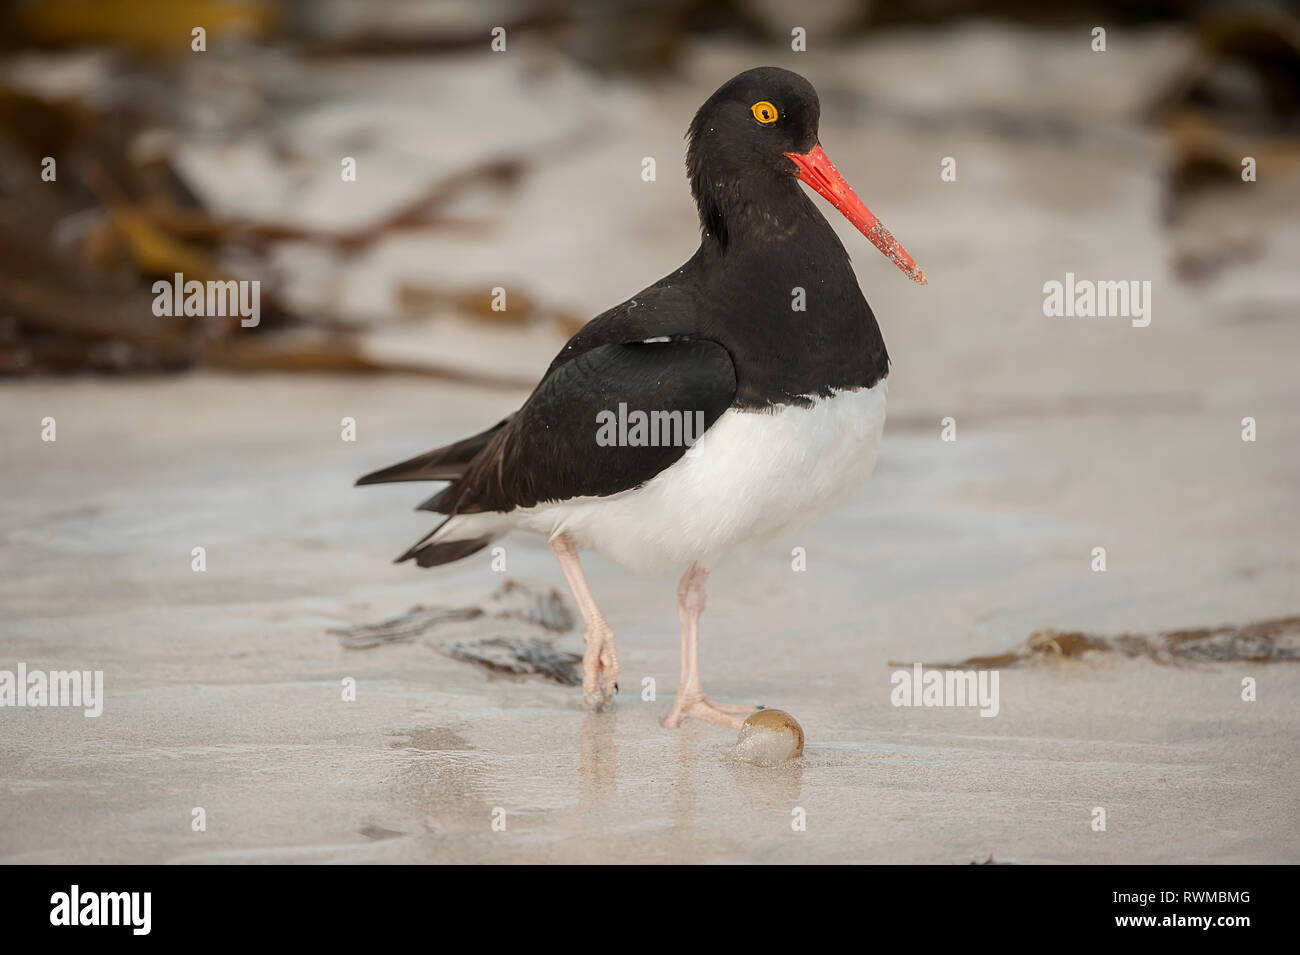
[357,275,736,514]
[419,338,735,514]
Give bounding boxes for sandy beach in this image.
[1,352,1296,863]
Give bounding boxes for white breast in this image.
[514,380,888,573]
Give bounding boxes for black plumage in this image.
[359,66,912,569]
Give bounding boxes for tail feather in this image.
[390,515,499,568]
[355,418,510,486]
[415,486,455,513]
[400,534,496,568]
[393,516,451,562]
[358,418,512,569]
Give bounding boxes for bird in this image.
[357,66,926,730]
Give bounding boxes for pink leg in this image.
[550,533,619,710]
[661,564,756,729]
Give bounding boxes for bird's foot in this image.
[582,624,620,711]
[661,694,757,730]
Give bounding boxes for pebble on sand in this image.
[732,708,805,766]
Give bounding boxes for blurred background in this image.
[1,0,1298,382]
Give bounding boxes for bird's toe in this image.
[662,696,754,730]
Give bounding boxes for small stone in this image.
[732,708,805,766]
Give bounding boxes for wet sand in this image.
[1,363,1296,863]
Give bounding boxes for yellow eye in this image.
[751,100,778,125]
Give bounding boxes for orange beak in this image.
[785,144,927,285]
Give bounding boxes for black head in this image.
[685,66,926,283]
[686,66,820,189]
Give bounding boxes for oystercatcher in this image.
[358,67,925,729]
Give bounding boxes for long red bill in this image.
[784,144,927,285]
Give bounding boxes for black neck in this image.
[685,175,891,409]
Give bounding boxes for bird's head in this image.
[687,66,925,285]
